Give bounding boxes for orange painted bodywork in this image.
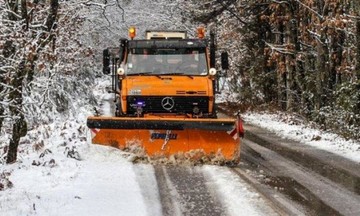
[88,116,240,161]
[89,117,240,161]
[88,74,240,161]
[121,75,214,113]
[88,46,241,161]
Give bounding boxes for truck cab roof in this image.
[128,39,208,49]
[145,30,187,39]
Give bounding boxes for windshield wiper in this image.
[160,72,194,79]
[130,72,153,75]
[129,72,162,79]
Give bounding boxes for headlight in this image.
[117,68,125,76]
[209,68,217,76]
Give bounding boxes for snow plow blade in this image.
[87,116,241,162]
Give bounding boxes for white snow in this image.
[1,75,359,215]
[0,76,160,216]
[0,121,279,216]
[1,49,358,216]
[243,112,360,163]
[2,146,150,216]
[0,115,158,216]
[132,164,163,216]
[7,0,358,215]
[0,74,279,216]
[1,73,358,215]
[203,166,278,216]
[92,78,113,116]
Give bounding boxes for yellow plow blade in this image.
[87,116,241,162]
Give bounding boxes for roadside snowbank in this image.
[243,112,360,163]
[0,146,152,216]
[0,106,165,216]
[0,77,161,216]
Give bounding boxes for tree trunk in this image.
[285,56,295,112]
[0,41,15,130]
[329,29,344,97]
[0,90,4,130]
[274,19,286,109]
[6,62,28,164]
[277,71,285,109]
[355,1,360,114]
[46,0,59,31]
[6,0,59,163]
[315,36,327,110]
[285,2,298,112]
[357,18,360,80]
[6,114,27,163]
[314,0,329,111]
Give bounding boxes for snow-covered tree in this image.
[180,0,360,139]
[0,0,194,163]
[0,0,96,163]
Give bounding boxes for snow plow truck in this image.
[87,27,243,162]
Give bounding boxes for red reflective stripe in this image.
[229,128,237,137]
[91,128,99,134]
[237,116,244,138]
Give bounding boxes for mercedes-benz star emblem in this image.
[161,97,175,110]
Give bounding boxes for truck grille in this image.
[127,96,209,114]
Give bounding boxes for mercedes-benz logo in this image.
[161,97,175,110]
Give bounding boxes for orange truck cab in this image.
[87,27,242,163]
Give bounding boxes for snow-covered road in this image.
[0,143,278,216]
[2,76,359,216]
[0,77,275,216]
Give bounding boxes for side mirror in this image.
[221,52,229,70]
[103,49,110,74]
[210,31,216,68]
[119,38,127,62]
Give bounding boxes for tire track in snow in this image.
[133,164,163,216]
[155,165,225,216]
[154,165,183,216]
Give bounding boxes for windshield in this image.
[125,48,208,75]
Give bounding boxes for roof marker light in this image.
[197,27,205,39]
[129,26,136,39]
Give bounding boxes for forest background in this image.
[0,0,359,164]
